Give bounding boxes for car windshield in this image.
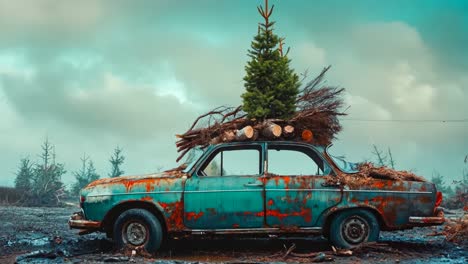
[325,146,360,173]
[182,147,205,173]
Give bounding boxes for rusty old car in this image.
[69,141,444,252]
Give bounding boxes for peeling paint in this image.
[75,141,443,238]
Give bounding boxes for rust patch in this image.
[273,176,280,186]
[159,201,184,231]
[417,196,432,204]
[372,181,386,189]
[140,196,153,202]
[283,176,291,188]
[85,171,187,189]
[185,212,204,221]
[121,178,158,192]
[267,199,274,206]
[257,208,312,222]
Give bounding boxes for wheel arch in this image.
[102,201,168,238]
[322,206,387,238]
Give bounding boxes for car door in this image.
[184,143,265,229]
[264,143,342,228]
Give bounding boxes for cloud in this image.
[0,0,103,31]
[0,1,467,188]
[328,21,466,120]
[0,62,197,140]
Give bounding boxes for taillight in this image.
[435,191,442,207]
[80,196,86,205]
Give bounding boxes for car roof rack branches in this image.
[175,67,347,162]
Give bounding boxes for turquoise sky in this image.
[0,0,467,187]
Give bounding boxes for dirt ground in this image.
[0,205,466,264]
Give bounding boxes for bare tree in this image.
[371,145,387,166]
[31,139,66,206]
[387,148,396,169]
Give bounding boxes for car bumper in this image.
[409,216,445,224]
[68,211,101,230]
[408,207,445,225]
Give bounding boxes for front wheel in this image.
[329,209,380,249]
[113,209,163,253]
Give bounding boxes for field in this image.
[0,205,466,264]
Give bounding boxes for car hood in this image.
[82,170,188,195]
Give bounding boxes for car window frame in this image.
[194,143,265,178]
[266,142,333,177]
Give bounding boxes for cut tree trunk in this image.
[301,129,313,142]
[222,130,236,142]
[283,125,295,137]
[252,129,259,141]
[236,126,254,141]
[210,130,236,145]
[262,122,282,138]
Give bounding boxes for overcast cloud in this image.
[0,0,466,187]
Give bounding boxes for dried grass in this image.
[355,163,426,182]
[444,214,468,243]
[325,162,426,188]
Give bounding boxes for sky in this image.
[0,0,467,187]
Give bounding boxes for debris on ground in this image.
[2,204,467,263]
[444,214,468,243]
[272,242,395,263]
[331,246,353,256]
[102,256,130,262]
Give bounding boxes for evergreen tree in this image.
[242,0,300,120]
[14,158,33,192]
[31,139,66,206]
[109,147,125,177]
[87,161,100,182]
[431,171,454,197]
[72,154,100,195]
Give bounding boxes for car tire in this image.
[113,208,163,253]
[329,209,380,249]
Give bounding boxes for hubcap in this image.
[342,216,369,245]
[124,222,148,246]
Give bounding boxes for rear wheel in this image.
[113,209,163,253]
[329,209,379,249]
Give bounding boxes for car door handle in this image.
[321,182,341,188]
[244,183,263,187]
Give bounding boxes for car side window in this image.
[268,146,330,176]
[200,147,261,176]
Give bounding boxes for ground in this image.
[0,206,466,264]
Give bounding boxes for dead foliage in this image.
[444,214,468,243]
[355,163,426,182]
[325,162,426,188]
[272,242,390,262]
[121,244,154,259]
[175,66,346,162]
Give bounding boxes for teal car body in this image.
[70,141,444,240]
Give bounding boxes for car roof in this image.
[206,141,328,152]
